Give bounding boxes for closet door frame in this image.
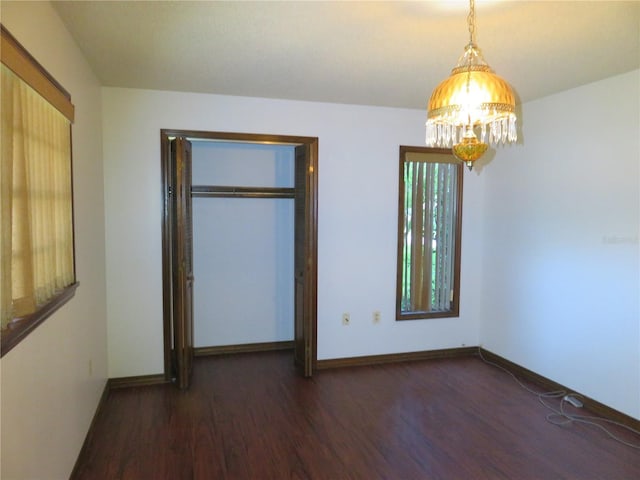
[160,129,318,382]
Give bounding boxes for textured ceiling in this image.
[51,0,640,109]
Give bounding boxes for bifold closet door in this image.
[169,137,194,390]
[294,143,316,378]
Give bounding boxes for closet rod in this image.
[191,185,295,199]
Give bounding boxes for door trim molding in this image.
[160,129,319,381]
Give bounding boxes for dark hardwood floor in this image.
[72,351,640,479]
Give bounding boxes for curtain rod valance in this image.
[1,25,74,122]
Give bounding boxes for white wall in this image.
[102,88,485,377]
[0,5,635,477]
[192,142,295,347]
[0,2,108,478]
[481,70,640,419]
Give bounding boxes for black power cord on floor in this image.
[477,347,640,449]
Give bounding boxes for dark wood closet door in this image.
[170,137,194,389]
[294,144,317,377]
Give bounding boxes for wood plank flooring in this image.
[72,351,640,479]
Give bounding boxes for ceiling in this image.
[51,1,639,109]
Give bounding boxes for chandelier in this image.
[426,0,517,170]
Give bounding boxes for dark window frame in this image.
[0,25,78,357]
[395,146,463,321]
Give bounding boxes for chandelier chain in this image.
[468,0,476,45]
[464,0,476,127]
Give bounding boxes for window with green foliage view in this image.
[396,147,462,320]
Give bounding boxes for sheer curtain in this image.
[1,64,74,329]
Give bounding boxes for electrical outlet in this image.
[373,311,381,324]
[342,313,350,326]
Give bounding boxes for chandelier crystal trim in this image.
[426,0,517,170]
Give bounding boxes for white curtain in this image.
[1,64,74,329]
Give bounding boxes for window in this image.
[1,26,77,356]
[396,146,462,320]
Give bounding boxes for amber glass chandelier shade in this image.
[426,43,517,149]
[427,65,516,126]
